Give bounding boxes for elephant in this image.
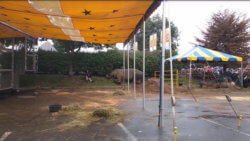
[106,69,143,84]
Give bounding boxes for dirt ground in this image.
[0,86,129,141]
[0,81,249,141]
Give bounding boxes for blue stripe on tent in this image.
[166,48,196,62]
[198,47,221,61]
[218,52,237,61]
[181,58,187,62]
[193,51,206,61]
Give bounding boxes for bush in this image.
[37,50,183,76]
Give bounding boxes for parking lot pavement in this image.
[118,98,250,141]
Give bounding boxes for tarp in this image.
[0,0,160,44]
[166,46,242,62]
[0,22,27,38]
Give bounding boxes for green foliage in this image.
[135,14,179,54]
[38,50,70,74]
[53,39,84,53]
[196,9,250,67]
[37,49,183,76]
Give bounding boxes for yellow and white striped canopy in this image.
[166,46,242,62]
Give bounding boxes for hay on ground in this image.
[92,107,123,119]
[113,90,126,96]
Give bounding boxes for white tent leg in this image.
[24,37,27,71]
[11,37,14,88]
[127,44,130,93]
[241,61,243,88]
[142,19,146,109]
[189,60,192,89]
[133,35,136,99]
[123,44,125,86]
[158,0,166,127]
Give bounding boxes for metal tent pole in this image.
[24,37,27,71]
[189,60,192,89]
[240,61,243,88]
[32,39,36,71]
[158,0,166,127]
[11,37,14,88]
[168,1,177,129]
[168,3,174,99]
[133,35,136,99]
[127,44,130,93]
[142,18,146,109]
[123,44,125,86]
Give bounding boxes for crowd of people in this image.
[180,64,249,87]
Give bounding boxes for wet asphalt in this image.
[118,98,250,141]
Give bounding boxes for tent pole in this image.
[11,37,14,88]
[241,61,243,88]
[142,18,146,109]
[169,3,174,98]
[203,63,206,81]
[189,60,192,89]
[168,1,176,129]
[24,37,27,71]
[127,44,130,93]
[158,0,166,127]
[133,35,136,99]
[123,44,125,88]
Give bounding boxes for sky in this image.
[153,1,250,54]
[117,1,250,54]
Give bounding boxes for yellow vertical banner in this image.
[149,34,154,52]
[150,33,157,52]
[134,42,138,51]
[160,28,170,50]
[153,33,157,51]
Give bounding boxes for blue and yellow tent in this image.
[166,46,242,62]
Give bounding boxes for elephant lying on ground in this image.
[106,69,143,84]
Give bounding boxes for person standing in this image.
[85,70,93,83]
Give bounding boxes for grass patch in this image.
[20,74,117,88]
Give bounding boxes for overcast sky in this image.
[154,1,250,54]
[117,1,250,54]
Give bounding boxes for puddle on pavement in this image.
[192,115,237,119]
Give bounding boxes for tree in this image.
[53,39,115,76]
[196,10,250,68]
[134,14,179,54]
[53,40,85,76]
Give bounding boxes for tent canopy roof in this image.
[0,0,160,44]
[0,22,28,38]
[166,46,243,62]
